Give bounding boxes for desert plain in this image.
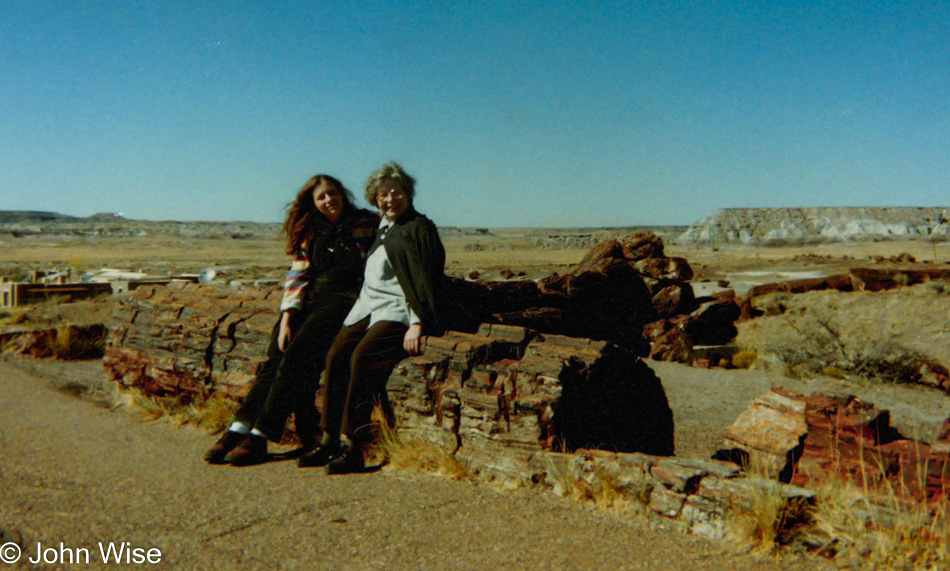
[2,215,950,568]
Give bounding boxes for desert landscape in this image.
[2,207,950,568]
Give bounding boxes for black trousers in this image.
[234,293,354,443]
[320,317,408,443]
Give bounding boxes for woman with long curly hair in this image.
[204,174,378,466]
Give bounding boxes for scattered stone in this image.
[719,387,950,502]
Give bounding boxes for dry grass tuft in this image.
[125,390,238,433]
[728,473,815,554]
[47,324,105,360]
[1,323,106,360]
[369,408,473,481]
[540,454,652,522]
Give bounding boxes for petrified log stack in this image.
[103,231,740,406]
[419,231,739,362]
[720,387,950,502]
[104,282,279,402]
[387,323,675,480]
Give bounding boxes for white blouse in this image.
[343,217,420,328]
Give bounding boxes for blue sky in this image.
[1,1,948,227]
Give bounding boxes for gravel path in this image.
[0,357,836,570]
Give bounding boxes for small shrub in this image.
[763,309,932,386]
[731,350,758,369]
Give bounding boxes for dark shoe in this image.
[224,434,268,466]
[297,441,340,468]
[325,441,365,475]
[296,428,322,451]
[203,431,245,464]
[294,409,322,450]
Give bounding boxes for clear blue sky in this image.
[2,1,948,227]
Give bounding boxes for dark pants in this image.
[321,318,408,443]
[235,293,354,443]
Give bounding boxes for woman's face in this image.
[313,182,343,223]
[377,179,408,222]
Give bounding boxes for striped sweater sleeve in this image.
[279,244,311,312]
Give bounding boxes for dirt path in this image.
[0,359,837,570]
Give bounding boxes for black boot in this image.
[325,438,365,475]
[297,436,340,468]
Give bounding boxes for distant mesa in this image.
[0,210,77,223]
[86,212,128,221]
[0,210,281,239]
[678,207,950,245]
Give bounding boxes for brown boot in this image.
[224,434,269,466]
[203,431,246,464]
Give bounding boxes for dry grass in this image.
[125,390,238,433]
[47,324,105,359]
[812,477,950,568]
[728,477,815,554]
[1,323,106,360]
[369,409,473,481]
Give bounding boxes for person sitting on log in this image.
[204,174,377,466]
[298,161,448,474]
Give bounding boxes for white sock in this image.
[250,428,266,438]
[227,421,250,434]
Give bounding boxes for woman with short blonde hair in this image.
[299,162,448,473]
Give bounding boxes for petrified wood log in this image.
[850,268,950,291]
[388,324,675,480]
[104,282,278,401]
[622,231,665,261]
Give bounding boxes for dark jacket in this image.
[281,206,378,311]
[304,206,378,299]
[368,207,448,336]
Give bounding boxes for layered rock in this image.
[387,324,675,480]
[103,282,279,402]
[720,388,950,502]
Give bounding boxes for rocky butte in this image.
[678,206,950,245]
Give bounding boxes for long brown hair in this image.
[281,174,355,255]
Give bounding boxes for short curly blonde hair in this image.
[365,162,416,206]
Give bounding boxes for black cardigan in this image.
[368,207,447,336]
